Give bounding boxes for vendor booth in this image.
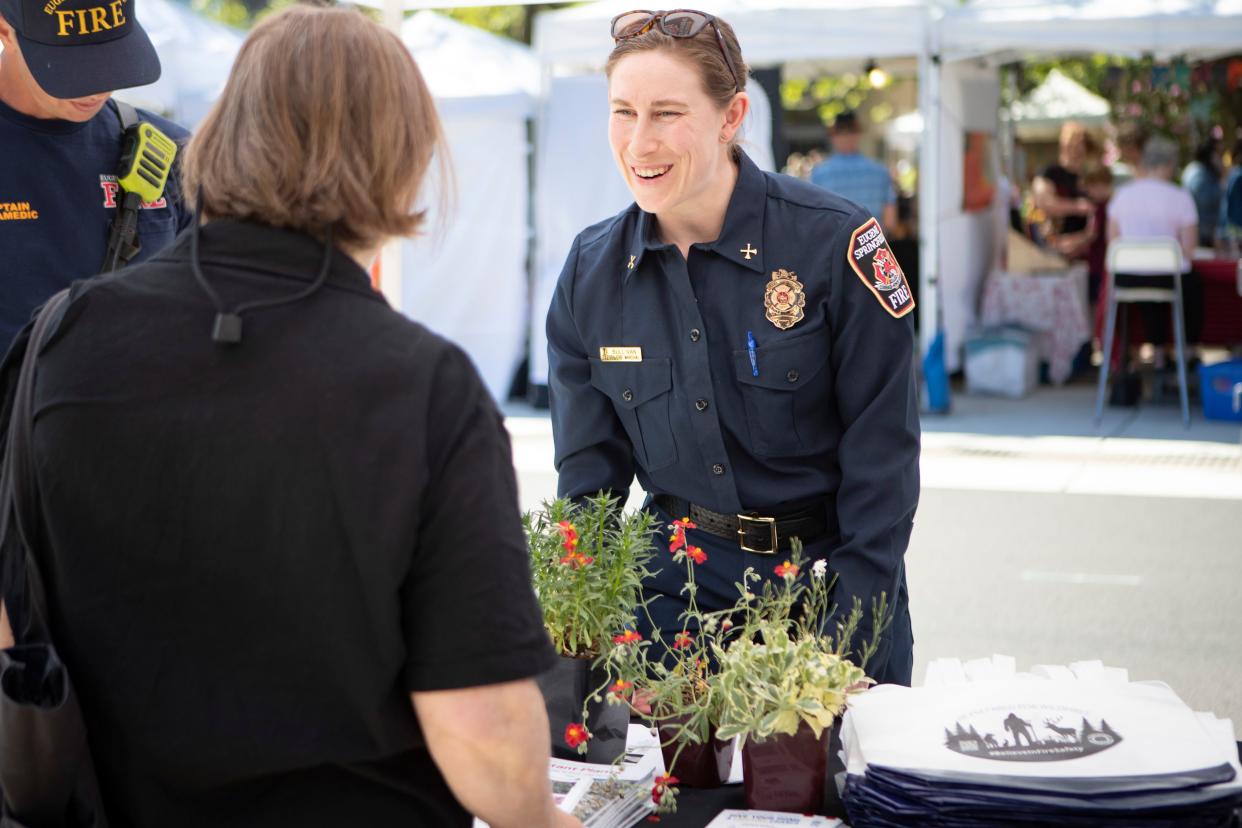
[928,0,1242,375]
[399,11,540,401]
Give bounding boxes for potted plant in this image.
[524,493,658,763]
[712,545,891,814]
[606,517,735,794]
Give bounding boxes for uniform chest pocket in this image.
[589,357,678,472]
[135,210,177,259]
[732,327,831,457]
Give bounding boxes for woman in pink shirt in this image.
[1106,135,1201,366]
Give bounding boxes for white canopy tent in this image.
[1009,68,1111,141]
[938,0,1242,63]
[399,11,540,401]
[116,0,244,127]
[533,0,936,68]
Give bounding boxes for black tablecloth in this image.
[656,743,1242,827]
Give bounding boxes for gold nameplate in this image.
[600,346,643,362]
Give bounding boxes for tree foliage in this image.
[190,0,576,41]
[1010,55,1242,155]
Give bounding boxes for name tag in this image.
[599,346,643,362]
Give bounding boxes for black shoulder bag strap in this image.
[5,291,70,641]
[0,289,110,828]
[99,100,143,274]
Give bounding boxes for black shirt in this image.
[2,220,555,826]
[1039,163,1087,235]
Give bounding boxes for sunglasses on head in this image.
[610,9,742,93]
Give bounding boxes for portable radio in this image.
[117,122,177,206]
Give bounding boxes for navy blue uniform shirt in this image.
[548,152,920,667]
[0,98,192,348]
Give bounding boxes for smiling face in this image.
[0,16,112,122]
[608,49,744,226]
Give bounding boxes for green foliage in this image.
[524,494,658,659]
[189,0,301,29]
[714,625,867,745]
[608,535,891,800]
[1011,55,1242,158]
[779,71,880,127]
[711,543,888,747]
[445,6,532,42]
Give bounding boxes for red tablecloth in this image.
[1193,258,1242,345]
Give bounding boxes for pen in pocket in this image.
[746,330,759,377]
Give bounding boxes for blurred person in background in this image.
[1221,137,1242,252]
[810,110,899,232]
[0,7,574,827]
[1181,136,1224,248]
[1032,121,1095,253]
[1110,120,1148,188]
[547,10,919,687]
[1081,164,1114,308]
[1107,134,1201,370]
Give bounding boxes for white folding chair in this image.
[1094,238,1190,426]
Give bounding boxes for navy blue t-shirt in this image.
[0,99,193,348]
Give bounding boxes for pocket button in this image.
[622,388,634,402]
[695,398,709,411]
[786,369,800,383]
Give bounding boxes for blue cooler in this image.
[1198,360,1242,422]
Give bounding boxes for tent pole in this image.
[378,0,406,313]
[917,44,941,366]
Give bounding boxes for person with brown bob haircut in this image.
[0,6,577,827]
[546,10,919,688]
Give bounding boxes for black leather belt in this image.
[653,494,835,555]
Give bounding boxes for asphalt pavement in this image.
[503,382,1242,724]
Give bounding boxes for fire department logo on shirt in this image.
[99,175,166,210]
[945,707,1123,762]
[764,269,806,330]
[871,247,903,291]
[847,217,914,319]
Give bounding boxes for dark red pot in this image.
[657,715,734,788]
[741,721,831,813]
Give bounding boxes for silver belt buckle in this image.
[737,513,777,555]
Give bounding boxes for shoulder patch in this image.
[846,217,915,319]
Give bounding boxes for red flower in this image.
[652,773,680,805]
[613,630,643,645]
[774,559,800,579]
[556,520,579,553]
[559,550,594,569]
[667,517,697,554]
[686,545,707,565]
[607,679,633,699]
[673,632,694,649]
[564,722,591,749]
